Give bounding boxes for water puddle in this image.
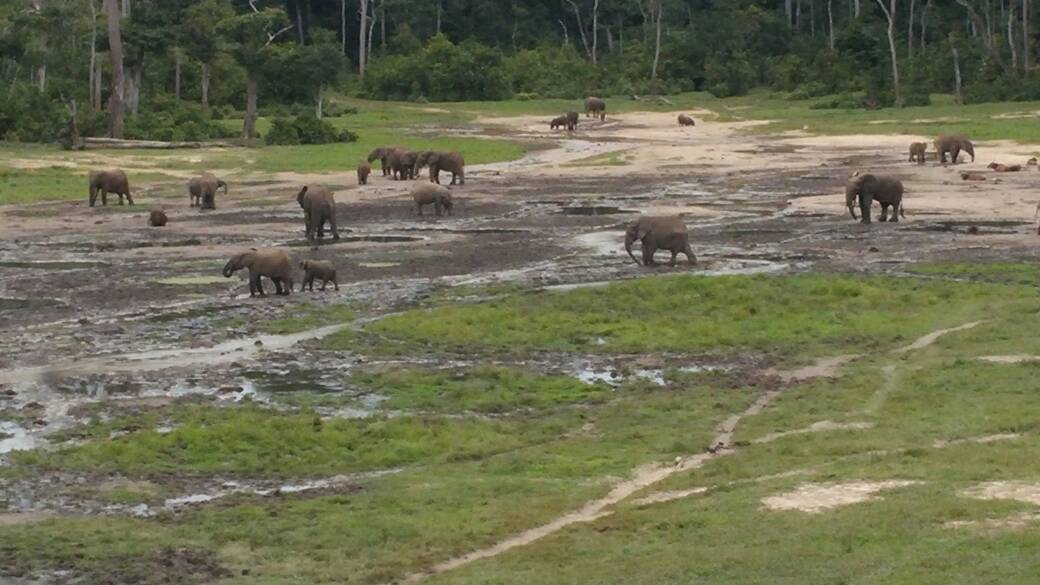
[573,363,724,387]
[0,421,36,455]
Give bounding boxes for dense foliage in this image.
[1,0,1039,142]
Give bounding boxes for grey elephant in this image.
[565,111,579,130]
[624,216,696,266]
[412,183,453,217]
[388,148,418,180]
[358,160,371,185]
[908,142,927,164]
[934,135,975,164]
[414,151,465,185]
[550,115,568,130]
[222,248,294,297]
[296,185,340,242]
[846,172,905,224]
[300,259,339,292]
[188,173,227,209]
[367,145,404,176]
[148,207,167,227]
[584,97,606,121]
[88,170,133,207]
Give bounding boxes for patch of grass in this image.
[348,274,1035,359]
[0,165,84,205]
[564,149,632,167]
[260,302,356,334]
[903,262,1040,286]
[351,366,611,413]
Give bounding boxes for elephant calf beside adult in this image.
[934,135,975,164]
[88,169,133,207]
[624,216,696,267]
[223,248,294,297]
[296,185,341,242]
[846,172,905,224]
[414,151,466,185]
[188,173,227,209]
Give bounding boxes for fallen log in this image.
[82,137,240,150]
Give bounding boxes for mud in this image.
[760,480,922,513]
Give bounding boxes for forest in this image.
[0,0,1037,143]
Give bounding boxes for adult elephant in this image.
[188,173,227,209]
[296,185,340,242]
[88,170,133,207]
[624,216,696,266]
[934,135,975,164]
[222,248,294,297]
[846,172,905,224]
[368,145,404,176]
[414,151,465,185]
[388,148,418,180]
[584,97,606,121]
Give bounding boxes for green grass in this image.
[903,261,1040,286]
[0,165,86,205]
[351,366,612,413]
[345,274,1037,359]
[564,149,632,167]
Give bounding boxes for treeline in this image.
[0,0,1038,143]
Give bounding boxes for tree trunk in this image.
[908,0,915,58]
[829,0,835,49]
[876,0,901,106]
[796,0,802,29]
[952,42,963,103]
[104,0,125,138]
[36,33,48,91]
[1010,2,1019,69]
[341,0,346,54]
[592,0,599,65]
[243,72,257,140]
[126,63,142,115]
[651,0,663,79]
[921,0,933,49]
[605,24,614,52]
[94,59,103,112]
[89,0,98,109]
[201,62,210,109]
[786,0,793,25]
[174,52,181,101]
[295,0,305,44]
[1024,0,1030,71]
[811,0,816,36]
[559,19,569,45]
[855,0,861,17]
[565,0,592,59]
[359,0,368,77]
[955,0,1007,70]
[120,0,129,17]
[380,0,386,49]
[315,88,323,119]
[367,9,376,62]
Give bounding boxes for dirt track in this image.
[2,109,1039,525]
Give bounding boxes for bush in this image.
[809,92,868,110]
[0,86,65,142]
[323,101,358,117]
[364,34,511,101]
[264,114,357,145]
[123,98,235,141]
[705,52,757,98]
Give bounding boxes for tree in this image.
[288,29,347,118]
[185,0,233,109]
[104,0,125,137]
[650,0,663,80]
[221,4,292,140]
[875,0,901,106]
[359,0,369,77]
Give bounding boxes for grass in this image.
[345,273,1038,360]
[903,261,1040,286]
[564,149,632,167]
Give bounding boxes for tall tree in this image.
[185,0,232,110]
[651,0,663,80]
[104,0,125,137]
[875,0,901,106]
[221,3,291,140]
[358,0,369,77]
[1024,0,1030,71]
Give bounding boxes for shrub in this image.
[123,100,233,142]
[264,114,357,145]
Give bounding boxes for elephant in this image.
[414,150,465,185]
[296,185,340,242]
[222,248,294,297]
[845,172,905,224]
[388,148,418,180]
[148,207,167,227]
[188,173,227,209]
[908,142,927,164]
[678,114,696,127]
[988,162,1022,172]
[550,115,567,130]
[565,111,579,130]
[358,160,371,185]
[961,172,987,181]
[624,216,696,267]
[300,259,339,291]
[584,97,606,121]
[934,135,975,164]
[88,170,133,207]
[412,183,453,217]
[367,145,404,176]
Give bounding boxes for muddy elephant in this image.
[550,115,567,130]
[908,142,927,164]
[188,173,227,209]
[935,135,975,164]
[988,162,1022,172]
[222,248,294,297]
[584,97,606,121]
[148,207,167,227]
[296,185,340,242]
[368,145,404,176]
[388,148,418,180]
[678,114,696,127]
[300,259,339,291]
[412,183,453,217]
[88,169,133,207]
[565,111,579,130]
[624,216,696,267]
[846,172,905,224]
[358,160,371,185]
[414,150,466,185]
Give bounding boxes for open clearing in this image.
[3,97,1040,584]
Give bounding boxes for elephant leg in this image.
[431,168,440,184]
[683,243,697,265]
[669,249,679,267]
[457,169,464,185]
[416,203,423,217]
[435,202,442,217]
[125,191,134,205]
[951,147,960,164]
[100,190,108,206]
[250,272,264,297]
[333,279,339,291]
[642,239,658,266]
[328,211,340,240]
[891,202,900,223]
[859,195,873,224]
[320,279,328,291]
[879,203,889,222]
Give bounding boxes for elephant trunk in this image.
[845,186,859,220]
[218,180,228,195]
[296,186,308,208]
[222,260,237,278]
[89,182,97,206]
[624,230,642,265]
[966,144,976,162]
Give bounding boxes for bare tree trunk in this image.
[811,0,816,36]
[315,88,323,119]
[565,0,593,59]
[1024,0,1031,71]
[952,40,963,102]
[876,0,902,106]
[201,62,210,109]
[31,0,46,91]
[380,0,386,49]
[592,0,600,65]
[921,0,933,49]
[94,59,103,112]
[1010,2,1019,69]
[121,0,129,18]
[358,0,368,78]
[295,0,305,44]
[829,0,835,49]
[367,9,376,62]
[104,0,125,138]
[341,0,347,54]
[796,0,802,29]
[786,0,793,24]
[126,64,141,115]
[243,72,257,140]
[908,0,916,58]
[89,0,98,109]
[855,0,861,17]
[956,0,1007,70]
[605,24,614,52]
[436,1,441,34]
[174,52,181,101]
[558,19,569,45]
[618,12,624,54]
[651,0,663,79]
[635,0,648,42]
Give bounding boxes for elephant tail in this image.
[900,204,906,219]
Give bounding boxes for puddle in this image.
[42,239,205,252]
[761,480,922,513]
[559,206,639,216]
[0,421,36,455]
[573,364,723,387]
[154,275,229,286]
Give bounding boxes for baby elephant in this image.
[678,114,696,127]
[300,259,339,292]
[358,160,371,185]
[908,142,927,164]
[624,216,696,267]
[550,115,568,130]
[148,207,167,227]
[846,172,905,224]
[412,183,453,217]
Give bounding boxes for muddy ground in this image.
[1,110,1039,570]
